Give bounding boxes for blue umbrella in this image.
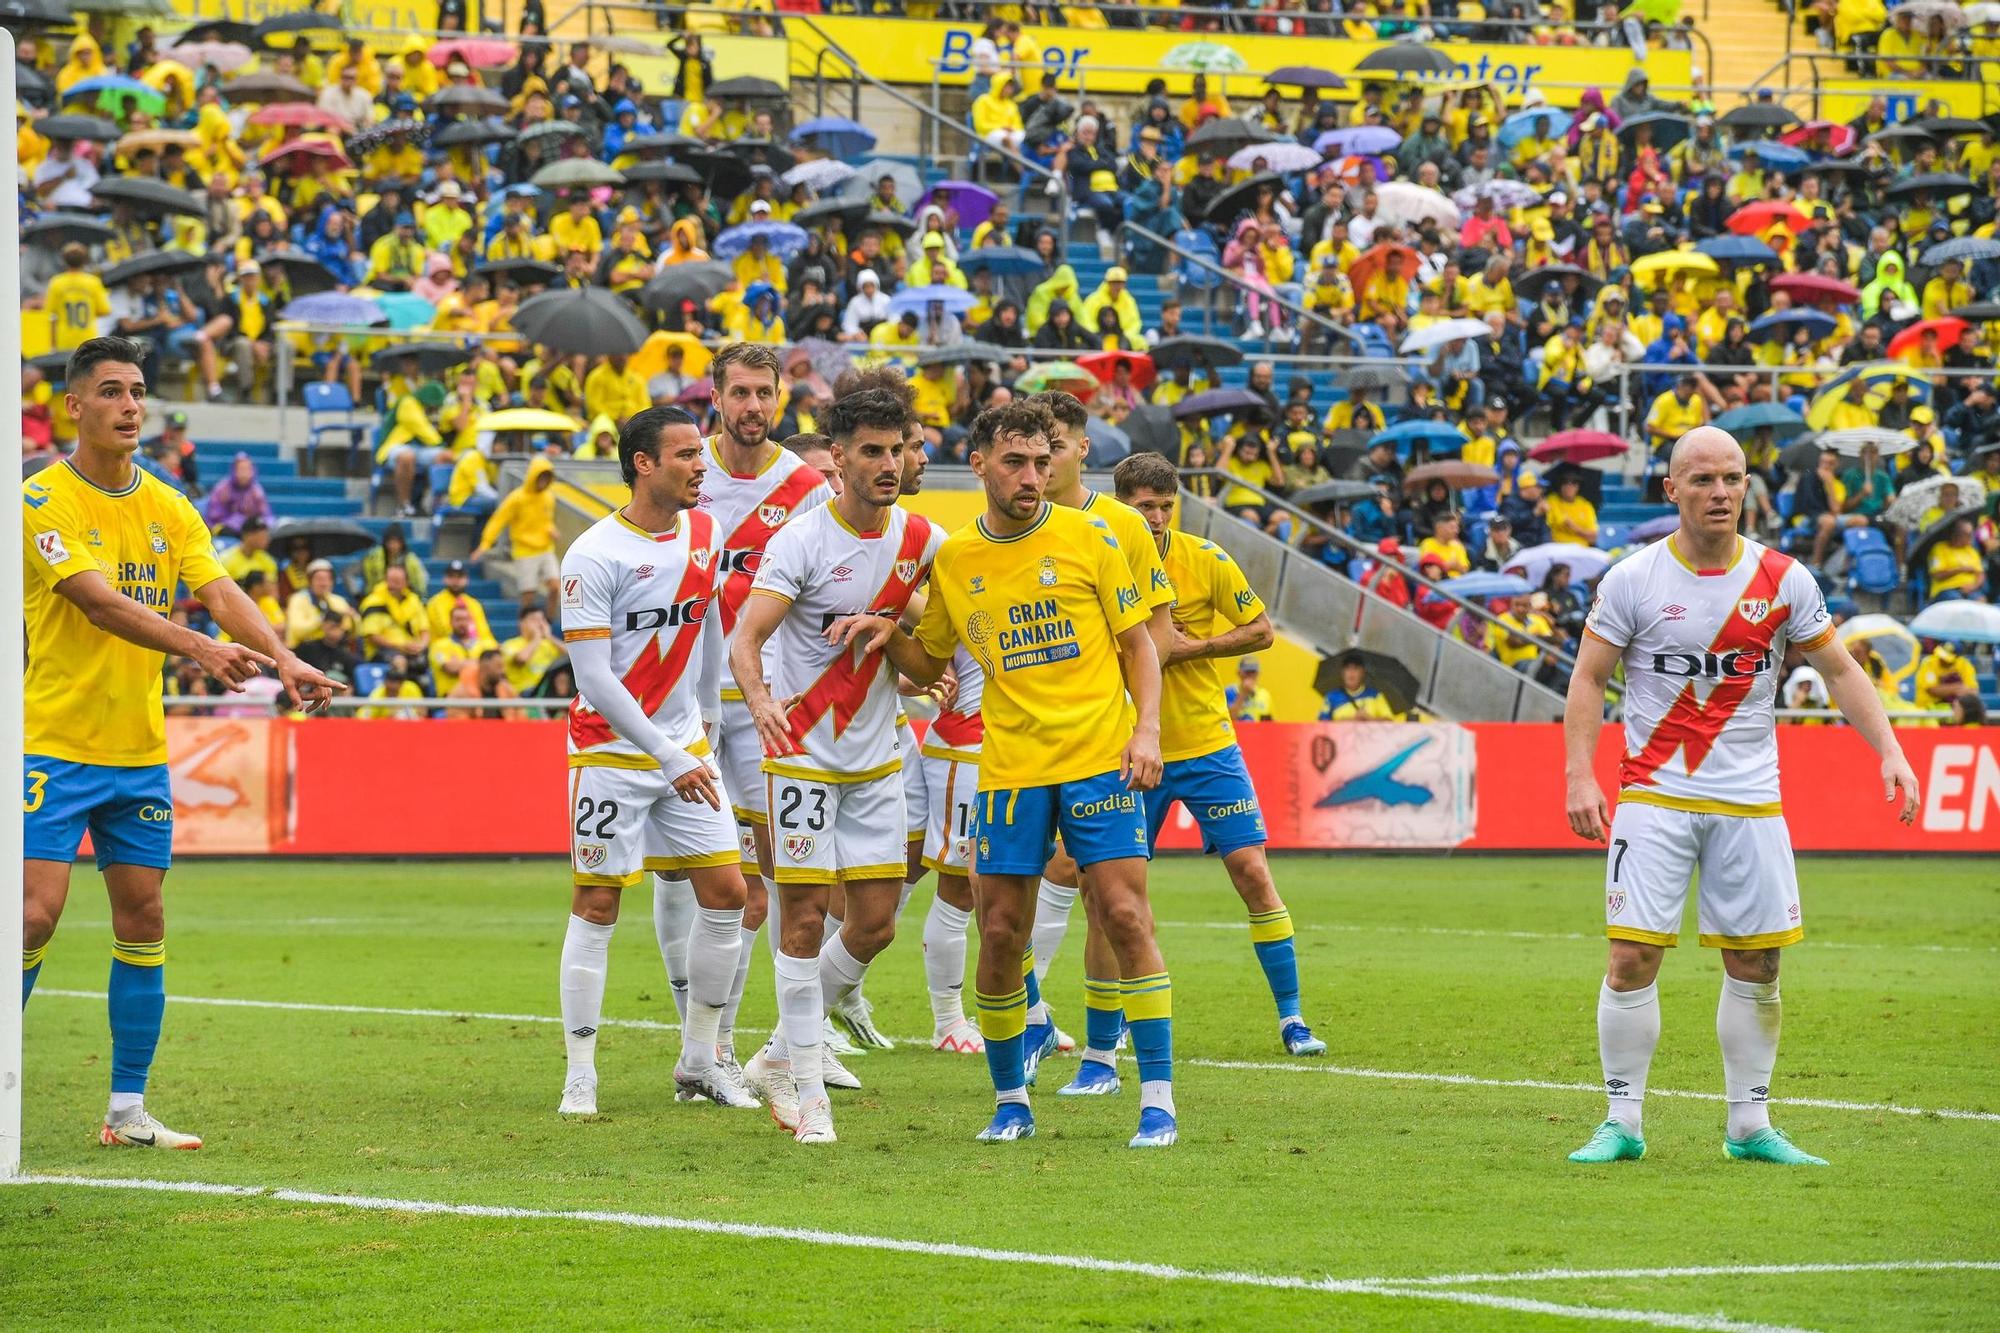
[959,246,1046,277]
[1728,140,1811,171]
[712,220,809,260]
[1748,308,1837,343]
[1713,402,1809,438]
[790,115,877,159]
[1443,572,1533,599]
[1695,235,1778,264]
[1368,419,1467,457]
[61,74,158,103]
[888,284,975,316]
[1498,107,1572,150]
[281,293,386,325]
[1314,125,1401,158]
[375,293,436,330]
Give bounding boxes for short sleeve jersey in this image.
[695,437,834,694]
[1159,528,1267,763]
[1080,490,1176,617]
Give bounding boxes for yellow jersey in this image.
[23,461,228,766]
[1544,493,1598,546]
[1077,490,1175,617]
[915,503,1147,791]
[1158,529,1265,762]
[45,271,111,351]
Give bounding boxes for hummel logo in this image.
[570,1026,597,1038]
[1662,604,1687,621]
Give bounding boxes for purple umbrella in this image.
[919,180,1000,231]
[1169,387,1271,421]
[1316,125,1402,158]
[1627,514,1681,543]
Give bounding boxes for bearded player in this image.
[1564,426,1919,1167]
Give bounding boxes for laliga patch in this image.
[34,530,70,566]
[784,834,815,861]
[562,575,584,609]
[1607,890,1627,916]
[576,843,608,870]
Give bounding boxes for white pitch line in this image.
[1154,921,2000,955]
[34,988,2000,1124]
[2,1173,1810,1333]
[1370,1260,2000,1288]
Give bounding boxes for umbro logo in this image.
[1606,1078,1630,1091]
[1750,1085,1769,1102]
[1661,604,1687,621]
[570,1026,597,1038]
[831,565,854,582]
[634,564,655,581]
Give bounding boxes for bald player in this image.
[1563,426,1919,1168]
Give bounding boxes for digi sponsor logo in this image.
[624,598,710,631]
[1649,649,1772,679]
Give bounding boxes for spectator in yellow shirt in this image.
[1927,518,1985,600]
[285,559,358,648]
[1876,9,1928,75]
[221,516,279,585]
[1914,643,1977,712]
[1227,657,1273,721]
[1921,259,1974,322]
[429,600,499,693]
[44,243,110,350]
[357,563,432,662]
[1486,595,1554,671]
[426,561,493,642]
[502,604,567,694]
[472,456,561,619]
[1416,513,1471,579]
[366,212,426,291]
[1645,374,1707,456]
[1545,473,1600,546]
[377,381,447,515]
[548,196,603,262]
[583,354,649,425]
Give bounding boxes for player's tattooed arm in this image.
[1168,611,1274,667]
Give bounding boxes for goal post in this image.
[3,29,27,1180]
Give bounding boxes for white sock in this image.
[680,906,743,1073]
[717,924,758,1056]
[652,876,696,1023]
[1598,980,1660,1133]
[560,915,615,1080]
[819,931,869,1012]
[1140,1079,1175,1117]
[108,1092,144,1120]
[1030,878,1077,983]
[896,881,915,916]
[997,1086,1030,1108]
[821,913,843,949]
[923,895,972,1030]
[1717,975,1781,1140]
[774,950,825,1105]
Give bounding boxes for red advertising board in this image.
[140,719,2000,856]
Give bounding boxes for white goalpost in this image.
[3,30,27,1180]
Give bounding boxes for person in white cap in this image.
[840,268,891,341]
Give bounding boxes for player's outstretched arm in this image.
[825,614,951,688]
[192,575,341,712]
[55,570,273,692]
[570,635,715,806]
[1804,638,1921,825]
[1563,633,1622,843]
[1115,620,1164,792]
[1170,610,1275,666]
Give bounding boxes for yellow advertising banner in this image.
[167,0,443,41]
[791,16,1691,106]
[1817,79,1999,125]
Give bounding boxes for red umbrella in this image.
[1887,317,1968,360]
[427,38,521,69]
[1779,121,1855,154]
[1726,200,1810,236]
[1078,350,1155,392]
[1349,242,1420,297]
[248,103,352,133]
[1769,272,1860,306]
[1529,430,1629,465]
[258,138,353,171]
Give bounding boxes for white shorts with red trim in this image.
[569,761,739,890]
[764,769,906,887]
[1604,797,1803,950]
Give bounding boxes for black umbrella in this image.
[1614,111,1692,150]
[621,160,703,186]
[1121,404,1181,459]
[1950,301,2000,322]
[91,177,206,218]
[476,257,563,288]
[370,341,474,376]
[728,138,796,174]
[512,286,649,355]
[708,75,785,99]
[220,72,314,103]
[1354,42,1456,75]
[795,196,871,230]
[1265,65,1348,90]
[1085,414,1132,464]
[1185,117,1278,158]
[1202,171,1284,225]
[35,113,122,142]
[1779,436,1828,475]
[917,341,1011,367]
[1337,364,1407,392]
[16,61,51,103]
[428,85,509,114]
[1292,479,1378,508]
[173,18,256,44]
[622,131,706,156]
[1718,103,1799,130]
[1515,263,1603,301]
[104,250,209,286]
[22,213,116,247]
[431,118,515,148]
[253,10,342,43]
[1312,649,1420,714]
[640,261,735,311]
[272,518,376,561]
[863,208,917,237]
[1918,116,1986,138]
[532,159,625,190]
[1169,387,1270,421]
[0,0,70,24]
[255,248,342,296]
[29,349,73,380]
[518,119,589,147]
[1884,173,1974,200]
[1150,335,1244,372]
[684,150,751,199]
[1866,123,1933,148]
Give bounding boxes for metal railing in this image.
[164,694,571,714]
[1741,49,2000,116]
[1120,221,1367,352]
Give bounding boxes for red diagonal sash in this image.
[569,511,716,752]
[715,465,825,635]
[1620,548,1792,790]
[779,513,933,751]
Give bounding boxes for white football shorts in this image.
[569,761,739,890]
[1604,798,1804,950]
[714,696,770,826]
[765,769,907,886]
[919,750,980,876]
[901,731,928,841]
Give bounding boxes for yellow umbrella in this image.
[1628,250,1721,287]
[629,330,712,383]
[1805,363,1931,430]
[476,408,582,434]
[117,129,201,155]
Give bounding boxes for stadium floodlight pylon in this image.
[3,29,28,1180]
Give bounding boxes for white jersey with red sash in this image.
[561,508,721,768]
[920,646,986,762]
[695,435,833,696]
[747,503,942,783]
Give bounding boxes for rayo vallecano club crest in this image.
[785,834,814,861]
[759,502,790,526]
[895,559,917,584]
[1738,598,1772,624]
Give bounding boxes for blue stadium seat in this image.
[353,662,388,698]
[1842,526,1899,597]
[304,383,367,476]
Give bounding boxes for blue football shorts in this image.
[1143,743,1268,858]
[23,756,175,871]
[974,769,1150,876]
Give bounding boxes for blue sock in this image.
[1021,947,1042,1017]
[1122,973,1174,1085]
[975,984,1028,1098]
[108,941,167,1096]
[1083,976,1124,1055]
[1249,908,1303,1021]
[23,942,48,1007]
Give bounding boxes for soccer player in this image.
[1564,426,1919,1167]
[834,400,1180,1148]
[1059,452,1326,1098]
[23,336,339,1150]
[556,406,757,1116]
[728,387,942,1144]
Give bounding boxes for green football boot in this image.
[1568,1119,1647,1163]
[1725,1127,1828,1166]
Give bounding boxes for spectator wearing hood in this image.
[973,74,1027,155]
[472,456,562,619]
[1032,300,1091,351]
[1611,67,1681,123]
[974,299,1028,349]
[841,269,892,340]
[726,281,786,344]
[1860,250,1916,320]
[204,452,273,537]
[1079,266,1145,347]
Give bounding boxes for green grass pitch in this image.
[4,854,1998,1330]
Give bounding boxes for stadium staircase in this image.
[1698,0,1804,93]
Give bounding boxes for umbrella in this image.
[22,213,115,247]
[1629,250,1721,286]
[219,72,314,103]
[714,221,810,261]
[1160,40,1249,72]
[790,115,876,158]
[510,287,649,357]
[1887,474,1986,529]
[622,160,703,186]
[1498,107,1572,150]
[1897,0,1971,26]
[1515,264,1602,302]
[1014,360,1098,395]
[781,159,854,192]
[958,246,1047,277]
[1265,65,1348,90]
[1887,317,1968,360]
[1201,172,1285,226]
[1122,404,1181,459]
[518,119,589,147]
[1314,125,1402,158]
[1695,235,1778,265]
[920,180,1001,230]
[271,519,375,560]
[427,85,510,114]
[1085,415,1133,463]
[531,159,625,190]
[62,74,165,115]
[280,293,387,326]
[34,113,122,142]
[839,159,923,206]
[1399,318,1492,355]
[1907,599,2000,646]
[1867,123,1936,151]
[1779,120,1856,154]
[373,293,435,331]
[888,283,976,317]
[708,75,786,99]
[253,10,343,45]
[426,37,519,69]
[16,62,52,104]
[369,342,475,377]
[164,41,254,74]
[1079,350,1155,392]
[1748,308,1837,343]
[917,341,1011,368]
[1435,571,1534,600]
[1376,422,1472,458]
[1713,402,1809,438]
[1353,42,1456,75]
[1614,111,1693,150]
[1769,272,1860,305]
[1228,141,1322,174]
[1923,236,2000,267]
[90,177,206,218]
[476,409,582,435]
[254,248,340,296]
[247,103,351,133]
[639,261,735,311]
[1805,363,1933,430]
[1169,387,1270,421]
[1626,514,1682,543]
[1312,649,1421,715]
[103,250,208,286]
[173,18,257,43]
[1452,178,1544,212]
[1719,103,1800,131]
[1883,173,1974,201]
[1530,431,1629,465]
[1150,335,1244,372]
[621,132,705,156]
[430,118,515,149]
[0,0,67,24]
[1779,436,1829,475]
[1726,141,1810,171]
[1292,479,1378,508]
[794,196,872,231]
[1348,243,1420,298]
[1951,301,2000,322]
[1504,543,1614,585]
[1819,427,1917,457]
[1374,181,1459,230]
[259,138,353,171]
[1402,460,1494,492]
[1336,366,1406,394]
[726,138,797,175]
[476,257,562,288]
[1917,115,1986,137]
[1185,117,1279,158]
